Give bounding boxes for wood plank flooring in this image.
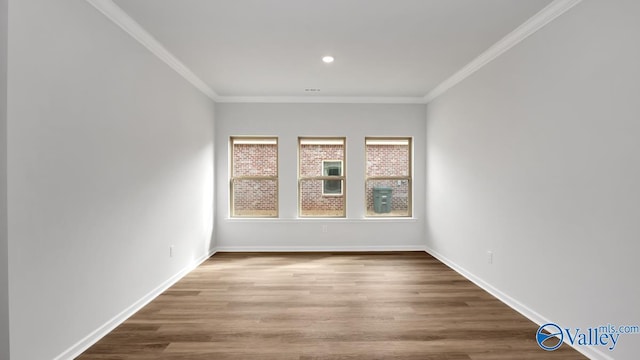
[77,252,585,359]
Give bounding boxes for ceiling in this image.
[110,0,554,100]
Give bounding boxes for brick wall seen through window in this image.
[230,137,278,217]
[299,138,345,217]
[365,138,412,217]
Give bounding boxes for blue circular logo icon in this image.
[536,323,563,351]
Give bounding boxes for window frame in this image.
[229,136,279,218]
[364,137,412,218]
[298,137,347,218]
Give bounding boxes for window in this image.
[230,137,278,217]
[322,160,343,195]
[298,137,346,217]
[365,137,412,217]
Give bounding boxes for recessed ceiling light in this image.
[322,56,334,64]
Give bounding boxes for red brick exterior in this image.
[232,143,277,177]
[232,179,277,215]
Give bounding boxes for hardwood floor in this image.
[78,252,585,359]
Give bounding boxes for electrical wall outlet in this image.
[169,245,174,258]
[487,251,493,264]
[322,225,328,233]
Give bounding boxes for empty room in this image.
[1,0,639,359]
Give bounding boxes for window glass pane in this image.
[300,179,345,217]
[366,139,409,177]
[323,161,342,176]
[300,141,345,177]
[232,179,278,217]
[233,140,277,177]
[323,179,342,195]
[365,179,410,217]
[322,160,343,195]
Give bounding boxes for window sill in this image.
[224,217,419,223]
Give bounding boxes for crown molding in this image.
[84,0,219,101]
[87,0,582,105]
[424,0,583,103]
[216,96,427,104]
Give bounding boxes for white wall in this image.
[0,0,9,358]
[6,0,215,359]
[215,103,425,250]
[426,1,640,359]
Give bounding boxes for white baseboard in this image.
[424,246,613,360]
[215,245,427,252]
[54,248,217,360]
